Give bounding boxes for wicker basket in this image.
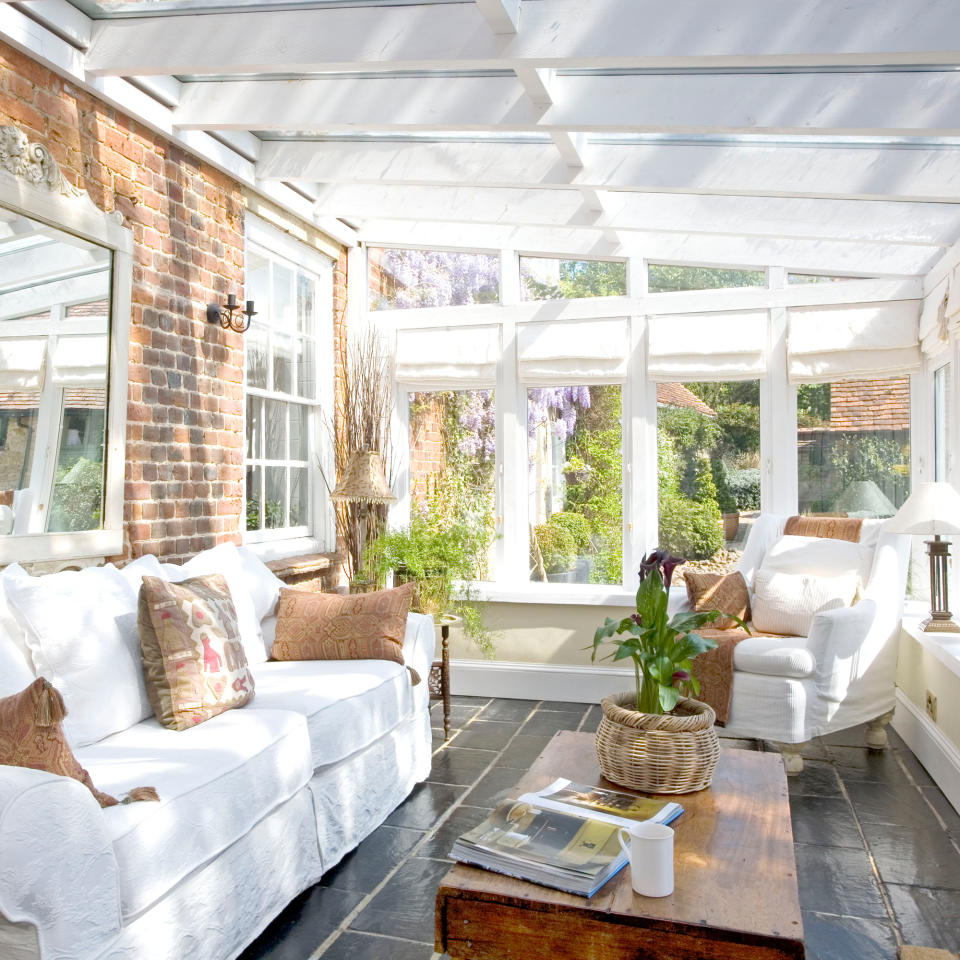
[595,692,720,794]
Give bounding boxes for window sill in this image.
[468,581,676,608]
[243,536,329,564]
[902,603,960,682]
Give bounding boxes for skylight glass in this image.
[69,0,464,16]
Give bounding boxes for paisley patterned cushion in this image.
[138,574,255,731]
[0,677,118,807]
[272,582,416,665]
[684,570,751,630]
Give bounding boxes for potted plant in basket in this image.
[590,549,744,793]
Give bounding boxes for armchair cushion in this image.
[751,568,858,636]
[732,635,816,679]
[762,534,872,583]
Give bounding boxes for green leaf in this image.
[659,684,680,712]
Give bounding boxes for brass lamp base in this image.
[920,613,960,633]
[923,536,960,633]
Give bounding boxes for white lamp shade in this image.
[885,482,960,536]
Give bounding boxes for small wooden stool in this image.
[429,614,457,741]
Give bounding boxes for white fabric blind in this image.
[0,338,45,390]
[647,311,767,381]
[394,325,499,388]
[51,335,108,386]
[920,278,949,357]
[517,318,628,383]
[944,264,960,327]
[787,301,921,383]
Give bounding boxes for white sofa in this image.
[0,544,434,960]
[704,514,910,770]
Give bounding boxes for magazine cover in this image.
[518,778,684,829]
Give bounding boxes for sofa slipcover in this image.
[731,634,815,679]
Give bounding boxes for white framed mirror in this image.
[0,125,132,564]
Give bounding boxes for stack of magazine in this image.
[450,778,683,897]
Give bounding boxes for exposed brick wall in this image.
[409,395,444,506]
[0,41,339,563]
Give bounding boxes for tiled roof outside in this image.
[656,382,717,417]
[829,377,910,431]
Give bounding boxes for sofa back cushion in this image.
[138,574,256,731]
[272,582,416,665]
[751,569,859,636]
[5,564,153,746]
[761,534,873,585]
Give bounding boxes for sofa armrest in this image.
[805,600,878,703]
[0,766,121,960]
[403,612,437,685]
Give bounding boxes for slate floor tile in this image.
[462,764,526,808]
[801,911,899,960]
[450,695,491,707]
[447,719,517,750]
[321,932,435,960]
[497,733,555,770]
[860,821,960,889]
[519,710,585,736]
[580,705,603,732]
[320,826,425,893]
[432,702,485,726]
[349,857,453,942]
[787,759,844,799]
[794,842,888,919]
[829,746,909,784]
[479,699,538,721]
[920,786,960,839]
[239,886,366,960]
[718,736,761,751]
[384,782,467,830]
[886,883,960,953]
[538,700,592,714]
[821,723,873,748]
[845,781,948,831]
[417,805,490,861]
[790,795,864,848]
[427,746,497,786]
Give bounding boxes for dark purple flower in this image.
[672,669,691,683]
[631,613,643,626]
[638,549,686,589]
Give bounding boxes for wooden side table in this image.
[429,614,458,741]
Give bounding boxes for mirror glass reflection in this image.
[0,206,111,535]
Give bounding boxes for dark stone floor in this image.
[240,697,960,960]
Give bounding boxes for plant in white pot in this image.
[590,550,743,793]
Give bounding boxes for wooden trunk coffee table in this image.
[435,730,804,959]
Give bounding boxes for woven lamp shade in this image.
[331,450,397,504]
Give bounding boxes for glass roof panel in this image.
[68,0,466,17]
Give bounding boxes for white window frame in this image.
[242,215,334,560]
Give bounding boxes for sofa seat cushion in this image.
[77,708,312,920]
[733,634,816,679]
[249,659,414,769]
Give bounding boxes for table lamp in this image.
[886,481,960,633]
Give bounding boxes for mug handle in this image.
[617,827,632,857]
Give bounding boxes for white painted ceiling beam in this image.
[258,139,960,204]
[514,67,554,108]
[0,245,110,291]
[0,272,109,322]
[357,219,942,275]
[313,185,960,246]
[84,0,960,76]
[475,0,520,35]
[551,132,589,168]
[173,71,960,136]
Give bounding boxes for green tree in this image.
[648,264,765,293]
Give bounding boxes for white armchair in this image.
[720,514,910,772]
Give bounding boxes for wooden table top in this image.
[435,730,804,960]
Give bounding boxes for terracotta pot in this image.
[723,512,740,540]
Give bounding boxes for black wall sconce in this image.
[207,293,256,333]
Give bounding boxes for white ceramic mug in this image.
[617,821,674,897]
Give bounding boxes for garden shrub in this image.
[548,511,592,552]
[533,522,576,573]
[711,457,738,514]
[728,468,761,510]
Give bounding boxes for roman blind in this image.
[787,301,921,383]
[0,338,45,390]
[517,318,629,383]
[647,311,767,381]
[51,335,108,386]
[394,325,499,388]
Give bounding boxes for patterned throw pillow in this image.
[272,581,416,666]
[0,677,119,807]
[684,571,751,630]
[138,574,255,731]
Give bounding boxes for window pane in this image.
[648,264,766,293]
[798,377,910,518]
[520,257,627,301]
[246,395,261,459]
[247,249,270,323]
[369,247,500,310]
[246,465,260,531]
[787,273,862,284]
[527,385,622,585]
[0,395,39,493]
[272,261,296,330]
[657,381,761,569]
[246,332,268,390]
[297,271,315,335]
[290,467,308,526]
[273,333,293,394]
[47,390,107,533]
[408,389,496,580]
[289,403,308,461]
[264,466,287,528]
[935,364,951,482]
[297,337,315,399]
[265,399,286,460]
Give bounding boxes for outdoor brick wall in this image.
[409,396,445,505]
[0,41,340,563]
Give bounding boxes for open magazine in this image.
[450,779,683,897]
